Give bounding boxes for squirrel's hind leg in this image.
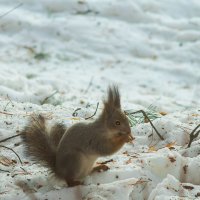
[66,179,83,187]
[56,151,85,186]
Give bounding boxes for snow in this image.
[0,0,200,199]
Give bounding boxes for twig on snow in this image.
[0,168,10,173]
[85,102,99,120]
[97,159,114,165]
[0,3,23,19]
[0,145,22,164]
[0,134,22,143]
[4,95,14,111]
[72,108,81,117]
[41,90,58,105]
[187,124,200,148]
[83,76,94,94]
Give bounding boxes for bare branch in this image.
[187,124,200,148]
[0,3,23,19]
[41,90,58,105]
[72,108,81,117]
[0,134,22,143]
[125,110,164,140]
[85,102,99,120]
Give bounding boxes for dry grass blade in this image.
[0,145,22,164]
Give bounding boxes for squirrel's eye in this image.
[115,120,120,125]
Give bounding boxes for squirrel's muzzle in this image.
[128,134,134,142]
[119,131,134,143]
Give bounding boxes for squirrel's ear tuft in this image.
[104,85,121,110]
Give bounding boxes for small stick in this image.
[41,90,58,105]
[0,134,22,143]
[125,110,164,140]
[85,102,99,120]
[4,102,11,111]
[97,159,114,165]
[0,3,23,18]
[3,95,14,112]
[7,94,14,106]
[3,102,10,111]
[72,108,81,117]
[139,183,147,193]
[3,97,12,111]
[187,124,200,148]
[0,111,14,116]
[84,76,94,94]
[0,169,10,173]
[0,145,22,164]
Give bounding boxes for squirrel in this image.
[21,86,133,187]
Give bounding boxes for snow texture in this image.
[0,0,200,199]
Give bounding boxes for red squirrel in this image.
[21,86,133,186]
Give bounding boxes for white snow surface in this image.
[0,0,200,199]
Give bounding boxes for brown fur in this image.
[21,86,132,186]
[21,115,57,173]
[49,123,66,148]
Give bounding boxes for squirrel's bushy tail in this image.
[21,115,58,173]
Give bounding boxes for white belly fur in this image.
[77,153,98,180]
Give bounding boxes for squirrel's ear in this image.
[104,85,121,112]
[109,85,121,108]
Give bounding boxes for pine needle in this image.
[125,105,161,127]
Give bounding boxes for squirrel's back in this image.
[57,122,104,153]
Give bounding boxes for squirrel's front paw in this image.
[92,164,110,173]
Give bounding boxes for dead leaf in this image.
[183,165,188,174]
[123,151,128,155]
[128,178,149,186]
[191,114,199,117]
[126,158,132,164]
[0,156,16,166]
[36,184,43,189]
[93,164,110,172]
[160,111,168,116]
[0,191,9,195]
[183,185,194,190]
[148,146,157,152]
[168,156,176,163]
[166,141,176,149]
